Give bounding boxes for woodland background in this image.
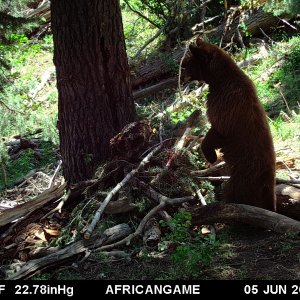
[0,0,300,280]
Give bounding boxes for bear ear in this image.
[195,37,204,47]
[189,44,200,56]
[189,44,210,62]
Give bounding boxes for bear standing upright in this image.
[183,38,276,211]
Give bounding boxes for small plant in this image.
[162,210,192,242]
[159,211,219,278]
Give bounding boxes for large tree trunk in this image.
[51,0,136,184]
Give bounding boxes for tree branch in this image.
[84,144,163,239]
[192,202,300,234]
[123,0,160,29]
[129,24,167,64]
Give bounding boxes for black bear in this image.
[182,38,276,211]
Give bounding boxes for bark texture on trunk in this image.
[51,0,136,183]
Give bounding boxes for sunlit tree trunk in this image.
[51,0,136,184]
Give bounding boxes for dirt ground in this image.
[1,138,299,281]
[40,224,300,280]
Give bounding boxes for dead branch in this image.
[133,177,193,205]
[132,178,173,224]
[41,189,70,220]
[192,14,223,31]
[130,24,167,64]
[0,183,66,227]
[276,184,300,200]
[123,0,160,29]
[0,99,26,115]
[191,161,226,176]
[133,78,177,99]
[95,193,195,252]
[25,0,51,22]
[15,169,38,186]
[207,7,280,44]
[195,175,230,181]
[48,160,62,189]
[178,43,190,101]
[104,198,136,215]
[276,178,300,184]
[195,187,207,206]
[277,17,298,30]
[18,171,50,188]
[192,202,300,234]
[29,66,55,99]
[143,217,161,248]
[84,144,163,239]
[151,127,191,185]
[7,223,131,279]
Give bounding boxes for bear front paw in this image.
[204,151,217,164]
[201,147,217,164]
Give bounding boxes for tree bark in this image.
[51,0,136,184]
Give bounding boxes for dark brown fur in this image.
[182,38,276,211]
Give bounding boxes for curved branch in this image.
[192,203,300,234]
[123,0,160,29]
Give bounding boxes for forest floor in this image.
[32,224,300,280]
[1,24,300,281]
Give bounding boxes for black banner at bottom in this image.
[0,281,299,298]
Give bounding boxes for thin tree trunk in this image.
[51,0,136,184]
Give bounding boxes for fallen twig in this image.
[178,42,190,101]
[195,175,230,181]
[41,189,71,220]
[0,99,26,115]
[151,127,191,185]
[194,175,300,185]
[7,223,131,279]
[84,144,163,239]
[15,169,38,186]
[277,17,298,30]
[95,193,195,252]
[0,182,66,227]
[130,24,167,64]
[276,178,300,185]
[132,178,175,224]
[48,160,62,189]
[29,66,55,99]
[195,187,207,206]
[191,161,226,176]
[133,78,177,99]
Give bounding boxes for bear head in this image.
[182,37,225,84]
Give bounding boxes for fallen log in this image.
[276,184,300,220]
[131,47,183,88]
[133,77,177,99]
[143,217,161,248]
[276,184,300,200]
[205,7,280,43]
[25,0,51,22]
[0,183,66,228]
[7,223,131,280]
[192,203,300,234]
[104,198,136,215]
